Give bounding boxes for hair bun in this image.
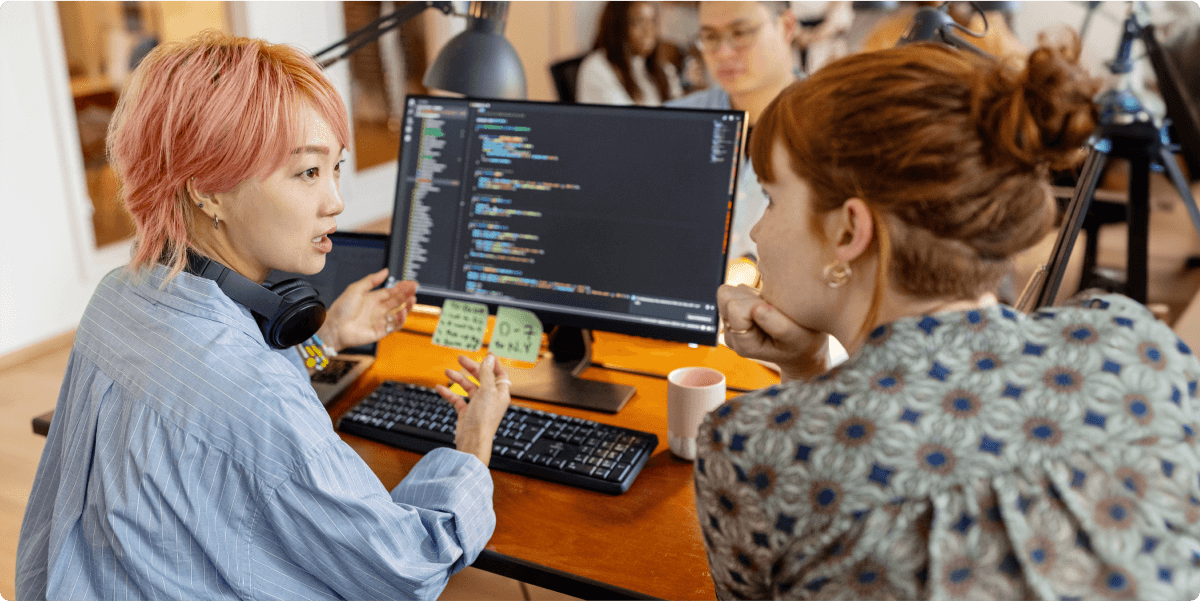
[977,31,1100,170]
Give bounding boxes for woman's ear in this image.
[185,178,221,218]
[829,198,874,263]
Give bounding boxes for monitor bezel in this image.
[386,95,748,347]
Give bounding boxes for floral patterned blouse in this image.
[696,293,1200,600]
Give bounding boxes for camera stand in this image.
[1018,8,1200,310]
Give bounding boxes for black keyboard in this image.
[338,381,659,494]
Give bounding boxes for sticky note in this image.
[431,299,488,351]
[489,306,543,363]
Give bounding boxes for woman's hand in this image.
[718,284,828,382]
[436,354,512,466]
[316,268,417,352]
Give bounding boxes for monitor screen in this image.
[386,96,745,347]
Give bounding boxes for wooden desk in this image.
[335,313,777,599]
[32,312,779,600]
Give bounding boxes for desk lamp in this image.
[312,0,527,99]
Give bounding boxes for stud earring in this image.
[197,202,204,209]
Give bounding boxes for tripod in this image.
[1018,4,1200,311]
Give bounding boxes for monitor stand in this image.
[506,326,636,413]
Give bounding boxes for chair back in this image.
[550,54,586,103]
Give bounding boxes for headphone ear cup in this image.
[261,279,326,349]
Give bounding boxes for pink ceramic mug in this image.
[666,367,726,460]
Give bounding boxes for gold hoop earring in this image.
[823,260,851,288]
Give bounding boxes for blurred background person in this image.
[577,1,685,106]
[792,0,855,74]
[668,1,798,279]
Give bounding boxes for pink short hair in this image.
[107,30,350,279]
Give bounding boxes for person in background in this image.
[668,0,797,278]
[792,0,855,74]
[700,34,1200,599]
[577,1,684,106]
[17,31,511,600]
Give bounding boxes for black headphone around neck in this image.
[184,252,326,349]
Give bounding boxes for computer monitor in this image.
[387,95,746,412]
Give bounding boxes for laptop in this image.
[266,231,389,405]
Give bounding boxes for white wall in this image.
[0,1,97,357]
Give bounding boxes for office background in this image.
[4,1,1192,360]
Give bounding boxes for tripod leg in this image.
[1126,156,1151,304]
[1024,147,1107,310]
[1158,146,1200,240]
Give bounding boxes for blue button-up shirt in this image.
[17,265,495,600]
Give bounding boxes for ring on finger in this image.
[724,321,752,335]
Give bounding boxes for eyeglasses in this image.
[695,22,765,53]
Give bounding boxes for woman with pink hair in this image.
[18,31,510,600]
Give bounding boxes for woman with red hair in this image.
[700,37,1200,599]
[18,31,511,600]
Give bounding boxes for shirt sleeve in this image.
[262,444,495,601]
[694,421,778,600]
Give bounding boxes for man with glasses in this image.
[668,1,798,274]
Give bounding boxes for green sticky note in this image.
[431,299,488,352]
[489,306,543,364]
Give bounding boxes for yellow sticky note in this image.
[431,299,488,352]
[489,306,543,364]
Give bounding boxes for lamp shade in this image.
[423,1,527,99]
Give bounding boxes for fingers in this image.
[718,284,763,333]
[367,267,389,287]
[346,268,389,296]
[435,384,469,413]
[748,302,801,341]
[491,356,510,380]
[392,279,419,298]
[378,282,419,335]
[475,355,496,389]
[456,354,483,378]
[444,367,478,395]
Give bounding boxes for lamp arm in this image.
[946,4,989,40]
[313,0,456,69]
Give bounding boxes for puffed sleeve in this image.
[262,444,494,600]
[694,393,809,600]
